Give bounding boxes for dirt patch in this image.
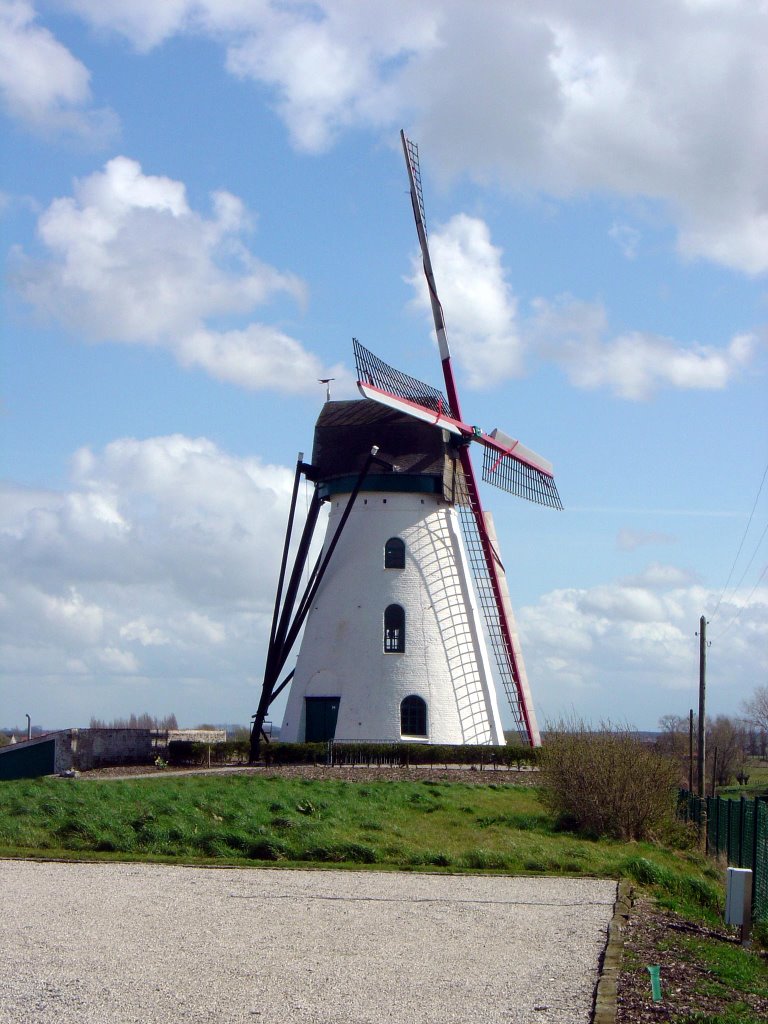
[617,895,768,1022]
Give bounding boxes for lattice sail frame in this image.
[353,338,453,417]
[451,465,531,739]
[354,340,562,510]
[482,445,562,509]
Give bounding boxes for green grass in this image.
[684,935,768,1001]
[676,1012,767,1024]
[669,941,768,1024]
[0,775,720,908]
[716,757,768,800]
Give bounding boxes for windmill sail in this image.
[454,467,540,743]
[401,132,452,373]
[400,130,555,747]
[482,444,562,509]
[353,338,453,417]
[355,339,562,510]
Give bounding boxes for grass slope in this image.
[0,775,720,912]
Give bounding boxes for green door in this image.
[304,697,340,742]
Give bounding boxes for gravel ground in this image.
[0,861,615,1024]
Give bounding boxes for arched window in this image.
[384,604,405,653]
[384,537,405,569]
[401,696,427,737]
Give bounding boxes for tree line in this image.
[657,684,768,790]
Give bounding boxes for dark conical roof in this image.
[311,399,449,482]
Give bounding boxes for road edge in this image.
[592,879,632,1024]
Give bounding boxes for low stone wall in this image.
[1,728,231,777]
[166,730,226,745]
[71,729,154,770]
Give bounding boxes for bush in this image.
[539,719,679,841]
[167,739,249,765]
[264,742,329,766]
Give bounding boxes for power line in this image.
[716,561,768,640]
[710,458,768,620]
[727,518,768,595]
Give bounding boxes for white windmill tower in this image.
[249,133,561,757]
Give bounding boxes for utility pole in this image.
[697,615,707,796]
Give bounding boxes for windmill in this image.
[249,132,561,759]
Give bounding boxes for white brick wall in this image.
[280,490,505,744]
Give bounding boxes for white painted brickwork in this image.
[280,491,505,744]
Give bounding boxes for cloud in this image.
[519,567,768,725]
[0,437,307,723]
[608,222,641,260]
[529,295,757,399]
[177,326,348,393]
[623,564,700,590]
[407,214,524,388]
[407,215,758,398]
[59,0,202,52]
[13,157,345,393]
[56,0,768,273]
[0,0,116,140]
[617,529,677,552]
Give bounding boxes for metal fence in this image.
[679,790,768,923]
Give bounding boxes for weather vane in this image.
[318,378,335,402]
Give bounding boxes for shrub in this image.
[167,739,249,765]
[539,719,679,841]
[264,742,328,766]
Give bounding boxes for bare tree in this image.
[657,714,688,757]
[88,712,178,730]
[708,715,746,787]
[656,711,753,789]
[742,685,768,733]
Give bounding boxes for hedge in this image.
[167,738,539,768]
[323,741,538,769]
[167,739,250,765]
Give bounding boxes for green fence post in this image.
[754,798,767,924]
[708,794,716,851]
[720,798,729,856]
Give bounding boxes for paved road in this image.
[0,861,616,1024]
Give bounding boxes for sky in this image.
[1,0,766,735]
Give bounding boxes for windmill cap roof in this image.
[311,399,449,481]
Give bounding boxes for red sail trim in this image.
[358,380,557,479]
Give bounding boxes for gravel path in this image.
[0,861,616,1024]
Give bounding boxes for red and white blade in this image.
[357,381,463,436]
[484,427,553,477]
